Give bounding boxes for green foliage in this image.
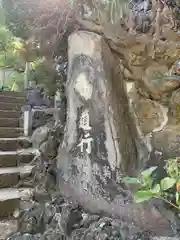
[2,0,30,40]
[0,9,25,70]
[123,158,180,211]
[0,50,24,70]
[0,25,13,51]
[29,59,60,96]
[5,71,24,91]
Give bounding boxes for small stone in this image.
[99,222,106,229]
[13,208,20,219]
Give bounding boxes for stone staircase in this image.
[0,91,34,220]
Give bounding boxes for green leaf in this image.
[122,177,140,184]
[151,184,161,194]
[160,177,176,191]
[134,191,155,203]
[141,167,157,178]
[176,192,180,205]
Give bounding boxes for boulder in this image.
[56,31,174,236]
[31,126,49,149]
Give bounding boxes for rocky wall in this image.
[125,46,180,161]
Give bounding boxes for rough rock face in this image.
[7,196,160,240]
[126,61,180,160]
[56,31,175,236]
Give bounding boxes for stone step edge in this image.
[0,188,34,201]
[0,91,26,97]
[0,127,23,131]
[0,101,22,106]
[0,110,21,113]
[0,148,39,156]
[0,165,34,175]
[0,137,31,141]
[0,94,25,100]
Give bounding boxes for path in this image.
[0,91,34,239]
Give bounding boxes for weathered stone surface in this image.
[0,198,19,218]
[56,31,174,236]
[31,126,49,149]
[0,138,31,152]
[152,123,180,159]
[143,63,169,90]
[132,97,168,135]
[0,166,33,188]
[39,136,58,159]
[7,195,179,239]
[0,188,33,218]
[31,108,54,130]
[169,88,180,122]
[0,219,18,239]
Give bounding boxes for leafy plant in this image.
[123,158,180,211]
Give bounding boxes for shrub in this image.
[123,158,180,211]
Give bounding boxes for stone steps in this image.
[0,118,19,128]
[0,91,35,220]
[0,110,21,119]
[0,91,26,98]
[0,127,24,138]
[0,149,34,167]
[0,165,34,188]
[0,102,22,111]
[0,188,33,218]
[0,137,31,152]
[0,94,26,104]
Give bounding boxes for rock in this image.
[0,219,18,239]
[43,228,65,239]
[152,123,180,159]
[18,202,56,234]
[31,126,49,149]
[39,136,58,159]
[132,97,168,135]
[143,63,169,91]
[128,44,148,66]
[33,191,51,203]
[169,88,180,122]
[32,108,54,130]
[59,203,83,235]
[56,31,174,236]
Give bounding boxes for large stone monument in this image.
[57,31,175,236]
